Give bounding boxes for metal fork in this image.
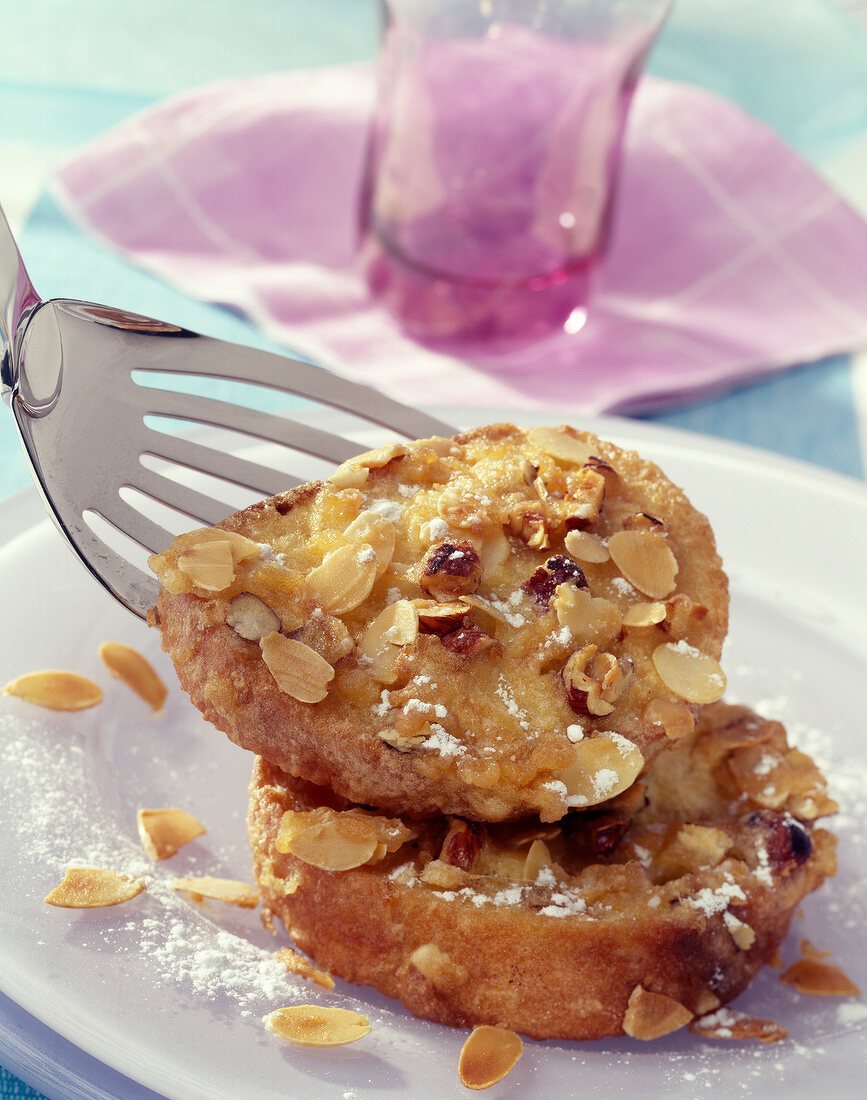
[0,204,452,618]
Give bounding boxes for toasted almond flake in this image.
[527,426,594,466]
[608,529,678,599]
[137,807,206,860]
[45,867,145,908]
[410,943,468,991]
[622,985,692,1040]
[358,599,419,684]
[521,839,552,880]
[555,733,644,807]
[621,601,667,628]
[564,529,610,563]
[3,670,103,711]
[304,544,378,614]
[276,806,415,871]
[264,1005,370,1047]
[275,947,335,990]
[98,641,167,713]
[780,958,861,996]
[357,441,405,468]
[478,527,510,574]
[458,1026,523,1091]
[689,1009,787,1043]
[724,913,756,950]
[173,526,262,562]
[343,510,397,576]
[643,697,695,740]
[800,938,834,961]
[378,726,427,752]
[553,585,622,646]
[171,875,259,908]
[260,633,335,704]
[652,643,726,703]
[177,539,236,592]
[328,461,369,488]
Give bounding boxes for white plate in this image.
[0,412,865,1100]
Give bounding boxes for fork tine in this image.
[94,495,178,555]
[141,389,362,464]
[142,431,300,496]
[136,338,454,440]
[129,467,233,527]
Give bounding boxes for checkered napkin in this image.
[51,64,867,415]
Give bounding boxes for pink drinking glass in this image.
[361,0,673,343]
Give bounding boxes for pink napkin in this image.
[52,64,867,414]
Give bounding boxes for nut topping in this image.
[419,541,483,601]
[99,641,168,713]
[276,806,415,870]
[555,730,644,807]
[260,632,335,703]
[343,510,397,576]
[410,943,468,991]
[225,592,282,642]
[171,876,259,908]
[458,1026,523,1091]
[527,426,595,466]
[3,670,103,711]
[652,642,726,703]
[440,818,486,870]
[304,544,378,614]
[358,599,419,684]
[621,601,667,628]
[414,598,470,635]
[563,645,633,717]
[780,958,861,997]
[622,985,692,1040]
[564,529,610,563]
[523,555,587,607]
[45,867,145,909]
[440,626,503,658]
[264,1006,370,1047]
[275,947,335,989]
[643,697,695,740]
[328,460,369,488]
[608,529,678,599]
[137,807,206,860]
[554,588,622,648]
[177,539,236,592]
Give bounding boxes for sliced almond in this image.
[458,1025,523,1090]
[343,510,397,576]
[643,697,695,740]
[264,1005,370,1047]
[304,544,378,614]
[357,441,405,468]
[410,943,468,991]
[276,806,415,871]
[357,599,419,684]
[564,529,610,563]
[553,585,622,646]
[225,593,281,642]
[780,958,861,996]
[621,601,667,628]
[555,732,644,807]
[174,526,262,563]
[522,839,553,881]
[275,947,335,990]
[724,913,756,950]
[378,726,427,752]
[137,807,206,860]
[652,642,726,703]
[622,985,692,1040]
[3,670,103,711]
[171,875,259,908]
[527,426,594,466]
[329,461,369,488]
[177,539,236,592]
[608,529,678,599]
[689,1008,787,1043]
[98,641,167,713]
[45,867,145,908]
[260,633,335,704]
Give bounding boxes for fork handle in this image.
[0,203,41,400]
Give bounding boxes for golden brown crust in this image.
[153,423,729,822]
[248,703,836,1041]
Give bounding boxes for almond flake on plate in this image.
[137,807,206,861]
[3,670,103,711]
[264,1005,370,1047]
[98,641,167,713]
[171,876,259,908]
[458,1025,523,1090]
[45,867,145,908]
